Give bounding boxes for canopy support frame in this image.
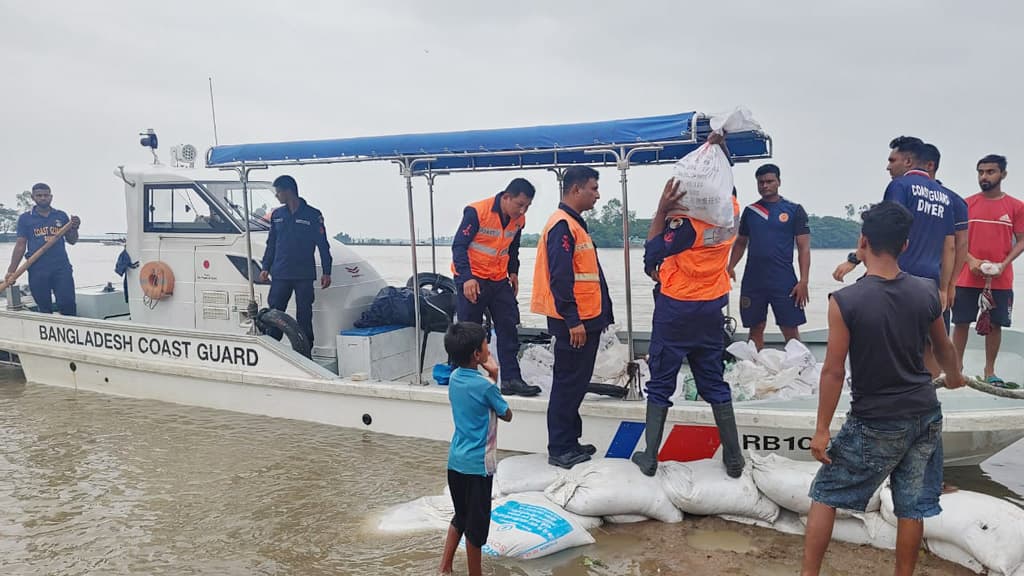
[581,145,665,400]
[223,162,268,334]
[395,156,438,386]
[422,169,450,275]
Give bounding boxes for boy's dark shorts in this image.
[952,287,1013,328]
[447,469,493,548]
[809,407,943,520]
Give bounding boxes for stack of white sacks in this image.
[519,327,823,402]
[372,452,1024,574]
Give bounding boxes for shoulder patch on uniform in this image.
[561,234,571,252]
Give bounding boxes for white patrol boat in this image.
[2,114,1023,466]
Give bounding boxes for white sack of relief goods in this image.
[481,493,596,559]
[709,106,763,134]
[373,495,454,534]
[495,454,566,496]
[667,106,761,228]
[659,459,780,522]
[544,458,683,523]
[880,488,1024,576]
[519,344,554,395]
[669,143,735,228]
[750,453,879,517]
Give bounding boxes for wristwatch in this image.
[846,252,861,265]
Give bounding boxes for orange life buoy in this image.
[140,261,175,300]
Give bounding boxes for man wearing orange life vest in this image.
[451,178,541,397]
[632,133,746,479]
[531,166,614,469]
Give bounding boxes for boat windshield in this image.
[200,181,279,232]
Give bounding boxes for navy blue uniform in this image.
[545,203,613,457]
[451,194,523,381]
[16,207,76,315]
[941,182,968,333]
[644,221,732,407]
[883,170,955,281]
[261,199,333,345]
[737,198,809,328]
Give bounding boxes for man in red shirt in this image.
[952,155,1024,388]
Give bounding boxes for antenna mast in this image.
[208,77,220,145]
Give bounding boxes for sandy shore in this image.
[495,516,975,576]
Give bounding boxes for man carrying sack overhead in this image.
[4,183,80,315]
[632,132,746,478]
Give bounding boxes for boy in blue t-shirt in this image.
[439,322,512,576]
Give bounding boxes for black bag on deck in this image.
[354,286,453,332]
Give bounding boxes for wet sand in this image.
[432,516,977,576]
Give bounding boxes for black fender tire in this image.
[255,308,312,359]
[406,272,456,295]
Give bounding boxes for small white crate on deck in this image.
[337,325,447,382]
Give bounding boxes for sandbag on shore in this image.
[544,458,683,523]
[660,459,780,522]
[604,514,650,524]
[494,454,565,496]
[482,492,596,559]
[880,488,1024,576]
[925,539,986,574]
[750,452,880,517]
[798,512,896,549]
[374,495,454,534]
[719,509,806,536]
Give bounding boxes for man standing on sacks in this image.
[632,132,746,478]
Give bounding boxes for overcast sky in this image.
[2,0,1021,238]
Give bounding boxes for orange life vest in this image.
[531,208,603,320]
[451,197,524,281]
[658,197,740,302]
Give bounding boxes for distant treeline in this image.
[334,207,862,250]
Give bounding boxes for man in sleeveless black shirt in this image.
[801,202,964,576]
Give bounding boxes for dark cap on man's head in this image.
[31,182,51,192]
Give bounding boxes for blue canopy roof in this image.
[205,112,771,172]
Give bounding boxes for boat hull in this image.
[5,310,1023,467]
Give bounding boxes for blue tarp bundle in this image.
[205,112,770,171]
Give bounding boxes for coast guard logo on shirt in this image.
[778,213,789,223]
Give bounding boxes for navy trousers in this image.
[456,278,522,381]
[267,279,316,345]
[546,321,601,457]
[646,293,732,407]
[28,265,77,316]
